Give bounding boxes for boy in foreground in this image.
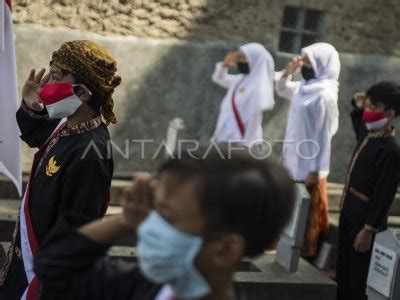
[34,147,295,300]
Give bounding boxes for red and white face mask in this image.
[362,110,388,130]
[39,82,89,119]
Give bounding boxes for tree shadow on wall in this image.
[108,0,289,176]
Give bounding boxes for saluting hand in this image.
[22,68,50,112]
[121,172,154,230]
[353,92,367,109]
[223,51,239,68]
[283,56,303,77]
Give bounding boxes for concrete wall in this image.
[12,0,400,57]
[15,24,400,183]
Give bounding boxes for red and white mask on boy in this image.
[362,110,388,131]
[39,82,90,119]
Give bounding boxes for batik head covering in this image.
[51,40,121,125]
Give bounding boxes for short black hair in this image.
[367,81,400,116]
[159,145,295,257]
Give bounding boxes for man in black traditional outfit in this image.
[336,81,400,300]
[0,40,121,299]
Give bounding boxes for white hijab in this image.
[237,43,275,116]
[300,43,340,93]
[212,43,275,144]
[299,42,341,135]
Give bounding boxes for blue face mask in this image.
[137,211,211,299]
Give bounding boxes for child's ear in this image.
[212,234,245,268]
[75,84,92,102]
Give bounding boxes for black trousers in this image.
[336,216,375,300]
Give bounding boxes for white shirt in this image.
[275,43,340,181]
[155,285,174,300]
[211,43,275,146]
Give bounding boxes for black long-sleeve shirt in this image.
[16,103,60,148]
[16,102,114,243]
[349,99,368,143]
[340,103,400,230]
[0,103,114,299]
[34,213,162,300]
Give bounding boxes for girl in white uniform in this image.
[275,42,341,259]
[211,43,275,148]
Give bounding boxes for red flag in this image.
[6,0,11,9]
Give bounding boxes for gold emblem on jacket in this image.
[46,156,60,176]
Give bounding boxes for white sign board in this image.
[367,243,398,297]
[392,229,400,244]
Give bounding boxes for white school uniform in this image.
[275,42,341,181]
[211,43,275,147]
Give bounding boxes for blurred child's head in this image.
[137,145,295,298]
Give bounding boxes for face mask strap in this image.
[73,84,103,112]
[72,84,92,96]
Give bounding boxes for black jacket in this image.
[34,214,162,300]
[0,104,113,299]
[340,102,400,230]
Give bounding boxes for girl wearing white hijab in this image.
[275,42,341,259]
[211,43,275,148]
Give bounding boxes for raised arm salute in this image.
[275,43,341,260]
[34,147,295,300]
[211,43,275,149]
[0,40,120,299]
[337,82,400,300]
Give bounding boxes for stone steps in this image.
[0,199,122,221]
[0,174,130,206]
[2,176,400,249]
[0,199,131,245]
[2,175,400,214]
[0,240,337,300]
